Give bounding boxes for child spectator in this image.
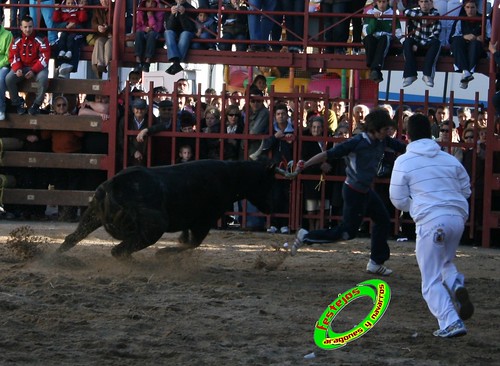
[200,106,221,159]
[177,144,193,163]
[449,0,491,89]
[91,0,113,78]
[134,0,165,72]
[402,0,442,88]
[6,15,50,116]
[219,0,248,52]
[53,0,88,61]
[119,69,143,109]
[363,0,402,83]
[164,0,197,75]
[0,8,13,121]
[192,11,216,50]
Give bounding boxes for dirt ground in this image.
[0,221,499,366]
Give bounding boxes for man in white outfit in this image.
[389,113,474,338]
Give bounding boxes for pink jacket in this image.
[135,0,164,33]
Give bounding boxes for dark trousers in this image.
[363,34,390,70]
[304,183,391,264]
[321,2,349,53]
[135,30,159,60]
[403,38,441,78]
[450,37,484,73]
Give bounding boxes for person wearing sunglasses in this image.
[436,121,463,162]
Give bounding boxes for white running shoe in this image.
[280,226,290,234]
[58,50,66,58]
[64,50,72,59]
[291,228,308,256]
[422,75,434,87]
[0,111,5,121]
[433,319,467,338]
[267,226,278,234]
[403,76,417,87]
[366,259,393,276]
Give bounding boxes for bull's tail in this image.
[57,200,103,253]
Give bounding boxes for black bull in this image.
[57,160,287,258]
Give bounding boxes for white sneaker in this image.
[280,226,290,234]
[291,228,308,256]
[58,63,73,78]
[267,226,278,234]
[422,75,434,87]
[402,76,417,87]
[64,50,72,59]
[58,50,66,58]
[366,259,393,276]
[0,111,5,120]
[433,319,467,338]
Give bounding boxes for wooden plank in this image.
[2,188,94,206]
[2,114,104,132]
[18,79,112,95]
[1,152,106,169]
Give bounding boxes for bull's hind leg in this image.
[158,225,211,256]
[57,205,102,253]
[111,230,164,259]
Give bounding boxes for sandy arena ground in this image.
[0,221,499,366]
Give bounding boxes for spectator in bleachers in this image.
[118,98,150,167]
[223,104,244,161]
[301,116,331,231]
[136,99,174,165]
[457,106,472,141]
[450,0,491,90]
[152,86,169,116]
[332,97,349,129]
[90,0,113,78]
[433,105,449,138]
[476,106,487,128]
[134,0,164,73]
[257,102,294,234]
[52,0,88,79]
[6,15,50,116]
[362,0,402,83]
[200,106,221,159]
[192,11,216,50]
[271,1,304,53]
[118,69,143,109]
[42,95,84,221]
[176,144,193,163]
[402,0,441,88]
[247,0,275,52]
[320,0,349,54]
[352,103,369,130]
[242,86,269,159]
[433,0,462,47]
[427,107,438,138]
[219,0,248,52]
[29,0,58,45]
[164,0,197,75]
[436,120,463,162]
[0,8,13,121]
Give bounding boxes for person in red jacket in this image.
[52,0,88,61]
[6,15,50,116]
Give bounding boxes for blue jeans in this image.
[247,0,276,42]
[304,183,391,265]
[9,0,29,28]
[6,67,49,105]
[0,67,9,113]
[135,30,159,60]
[191,31,214,50]
[29,0,58,44]
[165,30,194,62]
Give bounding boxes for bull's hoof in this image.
[155,246,190,256]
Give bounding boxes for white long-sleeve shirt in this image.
[389,138,471,225]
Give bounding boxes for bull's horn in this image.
[274,167,300,180]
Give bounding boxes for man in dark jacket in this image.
[164,0,197,75]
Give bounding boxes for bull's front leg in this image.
[57,205,102,253]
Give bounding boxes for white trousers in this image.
[415,215,465,330]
